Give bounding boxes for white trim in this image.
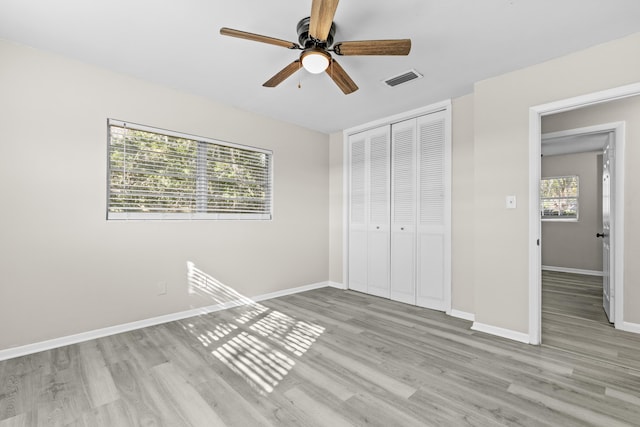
[342,132,350,291]
[450,309,475,322]
[529,82,639,345]
[471,322,530,344]
[542,265,604,277]
[251,281,329,302]
[0,281,332,362]
[529,107,543,345]
[443,105,453,314]
[108,118,272,155]
[344,100,451,136]
[619,322,640,334]
[541,218,579,223]
[542,123,623,141]
[535,82,640,116]
[108,212,272,221]
[328,281,347,290]
[613,123,626,329]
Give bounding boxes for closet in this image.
[347,106,450,312]
[348,125,391,298]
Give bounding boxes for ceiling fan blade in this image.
[334,39,411,56]
[263,60,302,87]
[309,0,339,41]
[326,59,358,94]
[220,27,300,49]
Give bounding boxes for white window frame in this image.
[107,119,273,220]
[540,175,579,221]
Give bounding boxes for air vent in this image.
[383,69,423,87]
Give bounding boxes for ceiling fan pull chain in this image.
[298,61,302,89]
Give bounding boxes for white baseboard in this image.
[328,281,347,290]
[542,265,603,277]
[619,321,640,335]
[471,322,531,344]
[449,309,475,322]
[0,281,331,362]
[251,281,329,302]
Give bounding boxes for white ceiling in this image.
[542,132,610,156]
[2,0,640,134]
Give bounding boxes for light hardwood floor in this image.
[1,274,640,426]
[542,270,640,372]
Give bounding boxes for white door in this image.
[366,129,391,298]
[390,119,417,304]
[601,137,614,323]
[348,134,368,293]
[348,127,390,297]
[416,111,450,311]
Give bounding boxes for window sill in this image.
[107,212,272,221]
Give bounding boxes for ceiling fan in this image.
[219,0,411,94]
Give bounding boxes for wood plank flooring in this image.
[1,276,639,426]
[542,270,640,372]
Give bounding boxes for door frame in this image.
[541,123,622,322]
[528,82,640,344]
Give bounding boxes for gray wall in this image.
[328,132,344,285]
[540,152,602,272]
[451,94,475,316]
[472,31,640,333]
[0,39,330,351]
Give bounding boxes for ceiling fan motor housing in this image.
[297,16,335,48]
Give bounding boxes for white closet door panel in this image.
[368,129,391,226]
[390,119,416,304]
[416,233,445,310]
[368,230,390,298]
[390,231,415,303]
[349,136,367,226]
[391,120,416,226]
[348,134,368,292]
[418,114,445,226]
[366,128,390,297]
[416,111,449,311]
[348,230,368,293]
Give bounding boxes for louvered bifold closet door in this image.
[390,119,417,304]
[416,111,450,310]
[366,128,391,298]
[348,133,368,293]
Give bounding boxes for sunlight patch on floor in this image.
[185,261,325,394]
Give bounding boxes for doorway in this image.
[527,83,640,345]
[540,126,615,323]
[539,126,618,356]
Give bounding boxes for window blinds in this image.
[107,120,272,220]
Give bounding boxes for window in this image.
[540,175,578,220]
[107,119,272,220]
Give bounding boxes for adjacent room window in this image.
[540,175,579,220]
[107,119,272,220]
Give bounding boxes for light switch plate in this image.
[506,195,517,209]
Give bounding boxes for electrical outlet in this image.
[506,195,517,209]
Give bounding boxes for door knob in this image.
[596,232,606,238]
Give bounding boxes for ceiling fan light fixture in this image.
[301,49,331,74]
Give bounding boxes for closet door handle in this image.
[596,232,606,238]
